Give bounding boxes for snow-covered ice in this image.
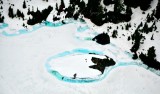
[0,0,160,93]
[0,18,160,93]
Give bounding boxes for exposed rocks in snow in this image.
[73,73,77,79]
[89,55,116,73]
[92,33,110,45]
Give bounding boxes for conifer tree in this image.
[23,0,26,9]
[8,6,14,18]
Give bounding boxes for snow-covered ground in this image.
[0,18,160,94]
[0,0,160,94]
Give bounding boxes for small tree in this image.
[114,0,124,13]
[8,6,14,18]
[59,0,65,11]
[23,0,26,9]
[55,3,59,11]
[0,13,4,23]
[112,30,118,38]
[126,6,132,15]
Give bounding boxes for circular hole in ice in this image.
[50,54,104,77]
[45,48,106,83]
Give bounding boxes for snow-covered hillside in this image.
[0,0,160,94]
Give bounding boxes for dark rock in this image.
[92,33,110,45]
[132,52,138,59]
[73,73,77,79]
[89,56,116,73]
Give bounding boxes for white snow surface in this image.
[49,54,103,78]
[0,20,160,94]
[0,0,160,94]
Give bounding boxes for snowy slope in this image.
[0,0,160,94]
[0,21,160,94]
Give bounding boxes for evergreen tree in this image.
[114,0,124,13]
[8,6,14,18]
[16,9,21,17]
[23,0,26,9]
[0,13,4,23]
[124,0,153,11]
[142,22,149,33]
[59,0,65,12]
[103,0,113,6]
[112,30,118,38]
[155,0,160,19]
[131,28,144,55]
[125,23,131,30]
[78,0,85,13]
[151,34,154,40]
[55,3,59,11]
[27,6,53,25]
[126,6,132,15]
[139,46,160,70]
